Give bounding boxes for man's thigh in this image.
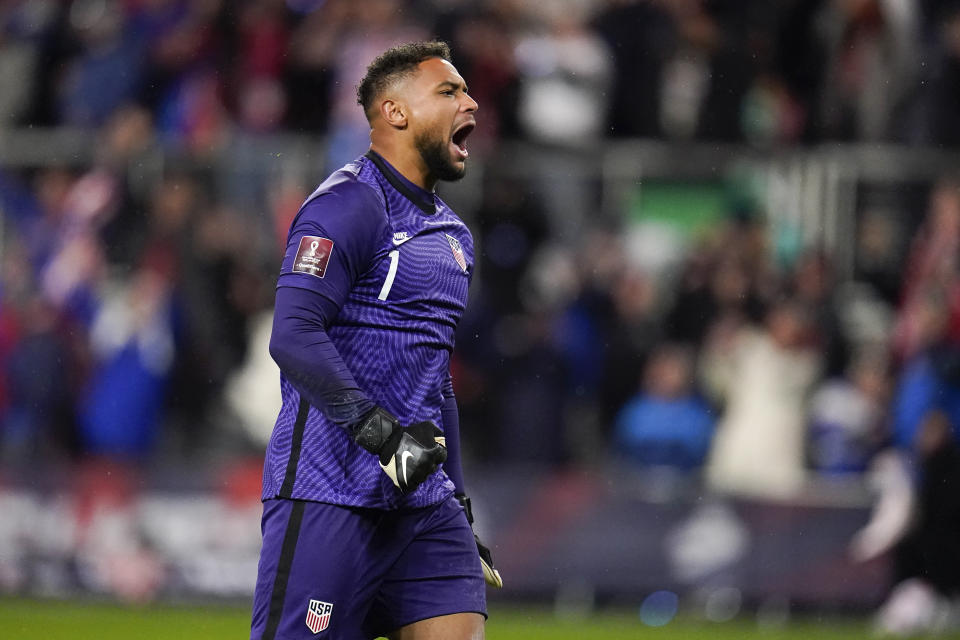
[250,499,390,640]
[366,495,487,639]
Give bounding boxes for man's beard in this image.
[415,130,466,183]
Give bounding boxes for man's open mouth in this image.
[451,122,475,158]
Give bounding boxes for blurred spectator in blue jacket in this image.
[2,295,78,465]
[79,262,175,457]
[807,348,890,475]
[613,343,714,470]
[890,289,960,452]
[58,0,145,127]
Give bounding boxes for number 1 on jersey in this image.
[378,249,400,300]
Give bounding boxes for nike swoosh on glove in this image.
[457,494,503,588]
[352,408,447,494]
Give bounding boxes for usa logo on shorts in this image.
[305,599,333,634]
[446,234,467,273]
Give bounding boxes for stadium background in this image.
[2,0,960,637]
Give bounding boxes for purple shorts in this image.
[250,494,486,640]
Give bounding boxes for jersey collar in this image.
[364,150,436,215]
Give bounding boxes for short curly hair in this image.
[356,41,452,122]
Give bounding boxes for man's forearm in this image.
[441,380,466,495]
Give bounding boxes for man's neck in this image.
[365,150,437,215]
[368,142,435,191]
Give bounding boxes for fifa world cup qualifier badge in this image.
[293,236,334,278]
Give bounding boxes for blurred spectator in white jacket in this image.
[702,298,821,499]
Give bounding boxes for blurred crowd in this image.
[1,0,960,624]
[1,1,960,493]
[2,0,960,146]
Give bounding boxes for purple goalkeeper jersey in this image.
[262,152,474,509]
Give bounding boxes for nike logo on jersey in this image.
[400,451,414,485]
[392,232,411,245]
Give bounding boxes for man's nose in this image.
[462,93,478,113]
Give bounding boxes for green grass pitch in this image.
[0,598,881,639]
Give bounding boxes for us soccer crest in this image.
[445,234,467,273]
[305,599,333,634]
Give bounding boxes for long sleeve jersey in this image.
[263,151,474,509]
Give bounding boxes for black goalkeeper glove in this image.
[352,407,447,494]
[457,494,503,588]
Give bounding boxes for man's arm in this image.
[441,373,466,494]
[272,186,381,429]
[442,373,502,587]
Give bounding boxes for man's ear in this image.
[379,99,407,130]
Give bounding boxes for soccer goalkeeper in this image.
[250,41,499,640]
